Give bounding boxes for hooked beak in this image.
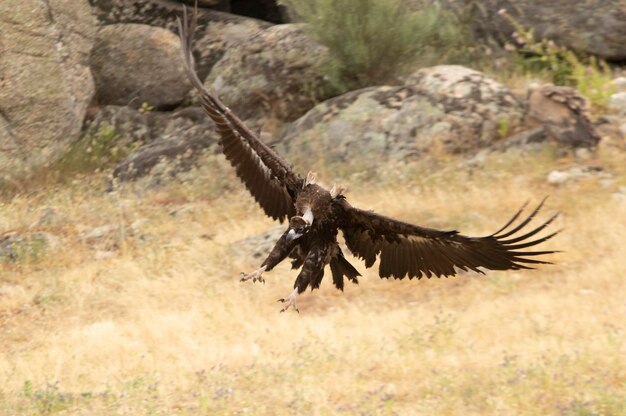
[286,229,302,241]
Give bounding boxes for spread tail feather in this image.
[330,252,361,291]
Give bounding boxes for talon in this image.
[277,289,299,313]
[240,266,267,283]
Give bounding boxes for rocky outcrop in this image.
[90,0,229,27]
[279,66,523,169]
[89,1,270,81]
[204,24,333,129]
[526,83,600,148]
[406,65,523,137]
[449,0,626,60]
[90,24,192,109]
[192,12,271,81]
[0,0,96,181]
[84,106,217,183]
[229,225,285,260]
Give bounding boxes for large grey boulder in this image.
[448,0,626,60]
[204,24,333,129]
[406,65,524,138]
[278,66,523,171]
[89,1,270,81]
[0,0,96,182]
[90,23,192,109]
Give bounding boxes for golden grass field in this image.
[1,143,625,415]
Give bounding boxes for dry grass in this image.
[1,146,625,415]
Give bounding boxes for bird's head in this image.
[286,216,311,241]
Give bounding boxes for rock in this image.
[279,66,523,169]
[90,106,218,183]
[204,24,333,129]
[113,108,218,182]
[546,170,570,185]
[406,65,524,134]
[94,250,116,260]
[90,24,192,109]
[0,0,96,182]
[493,127,548,151]
[90,1,270,81]
[609,92,626,115]
[179,0,228,7]
[90,0,229,27]
[112,130,216,183]
[546,165,608,185]
[0,232,58,263]
[192,12,271,81]
[451,0,626,60]
[81,225,116,241]
[230,226,285,260]
[85,106,155,149]
[612,77,626,92]
[526,83,600,148]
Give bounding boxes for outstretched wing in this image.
[339,199,559,279]
[178,7,303,222]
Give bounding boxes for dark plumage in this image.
[178,8,559,312]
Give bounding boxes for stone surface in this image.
[612,77,626,92]
[609,92,626,115]
[447,0,626,60]
[406,65,524,135]
[0,231,59,263]
[0,0,96,182]
[204,24,333,129]
[230,225,285,261]
[85,106,218,183]
[278,66,523,170]
[546,165,608,185]
[90,1,270,81]
[526,83,601,148]
[90,23,192,109]
[90,0,229,27]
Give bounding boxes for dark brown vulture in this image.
[178,8,559,312]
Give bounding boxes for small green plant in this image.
[53,122,137,175]
[568,55,616,112]
[281,0,471,91]
[22,381,74,415]
[497,118,511,139]
[139,101,155,113]
[500,9,615,111]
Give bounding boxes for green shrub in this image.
[281,0,471,91]
[54,122,137,175]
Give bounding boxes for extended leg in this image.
[278,245,328,313]
[240,229,297,284]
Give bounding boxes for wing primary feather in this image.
[503,230,560,250]
[498,213,560,244]
[490,200,529,236]
[178,5,300,223]
[493,197,548,239]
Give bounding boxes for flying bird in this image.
[178,8,559,312]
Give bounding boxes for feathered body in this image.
[177,8,559,311]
